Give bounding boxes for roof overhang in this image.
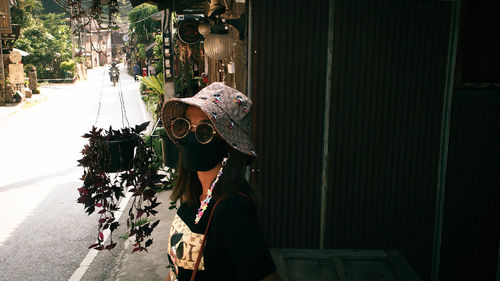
[12,48,29,56]
[129,0,205,12]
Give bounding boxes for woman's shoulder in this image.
[218,193,254,210]
[212,193,255,222]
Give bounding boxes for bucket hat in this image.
[161,82,257,157]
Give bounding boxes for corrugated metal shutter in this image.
[325,1,452,280]
[440,89,500,281]
[250,0,329,248]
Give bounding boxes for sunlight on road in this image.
[0,64,149,281]
[0,170,80,246]
[0,65,147,247]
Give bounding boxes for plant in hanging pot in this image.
[77,121,164,252]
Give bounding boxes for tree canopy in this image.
[12,0,72,78]
[128,4,160,45]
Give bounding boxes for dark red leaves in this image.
[132,247,148,253]
[137,210,144,218]
[134,122,150,134]
[77,187,88,195]
[78,123,161,253]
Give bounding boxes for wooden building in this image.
[133,0,500,280]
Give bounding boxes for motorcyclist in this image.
[109,62,120,83]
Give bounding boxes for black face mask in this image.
[178,132,227,172]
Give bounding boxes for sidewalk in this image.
[79,189,174,281]
[109,190,174,281]
[74,66,174,281]
[0,88,48,122]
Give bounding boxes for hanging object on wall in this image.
[198,22,211,36]
[178,19,202,44]
[227,61,235,74]
[208,0,226,17]
[204,23,233,60]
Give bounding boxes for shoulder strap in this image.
[190,197,223,281]
[238,192,255,208]
[190,193,254,281]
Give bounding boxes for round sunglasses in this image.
[170,117,217,144]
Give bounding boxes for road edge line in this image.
[68,191,133,281]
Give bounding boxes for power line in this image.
[129,11,161,24]
[51,0,70,11]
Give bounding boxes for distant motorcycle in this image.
[109,64,120,86]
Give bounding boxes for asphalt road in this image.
[0,64,151,281]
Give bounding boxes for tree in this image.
[128,4,160,45]
[10,0,43,28]
[12,0,72,78]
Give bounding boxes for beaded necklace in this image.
[195,157,228,224]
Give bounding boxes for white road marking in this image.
[68,191,133,281]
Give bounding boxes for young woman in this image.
[162,82,281,281]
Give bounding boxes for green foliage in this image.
[141,72,164,96]
[140,73,164,121]
[137,43,146,60]
[143,132,163,170]
[143,127,177,192]
[153,34,162,58]
[12,2,72,79]
[60,59,76,77]
[153,33,164,73]
[128,4,160,45]
[10,0,44,28]
[127,3,160,66]
[139,79,147,93]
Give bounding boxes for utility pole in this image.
[70,6,75,60]
[0,33,5,104]
[109,28,112,63]
[0,0,12,105]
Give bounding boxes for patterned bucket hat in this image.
[161,82,257,157]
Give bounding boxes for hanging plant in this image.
[77,65,164,252]
[77,122,165,252]
[69,0,121,33]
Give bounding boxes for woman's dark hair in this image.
[170,145,256,206]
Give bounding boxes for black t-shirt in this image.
[167,194,276,281]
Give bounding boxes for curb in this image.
[0,90,49,122]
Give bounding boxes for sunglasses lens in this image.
[196,123,214,144]
[171,118,189,139]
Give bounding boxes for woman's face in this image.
[185,105,210,128]
[179,106,227,172]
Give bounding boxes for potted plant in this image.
[140,73,179,168]
[140,72,165,122]
[77,121,164,252]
